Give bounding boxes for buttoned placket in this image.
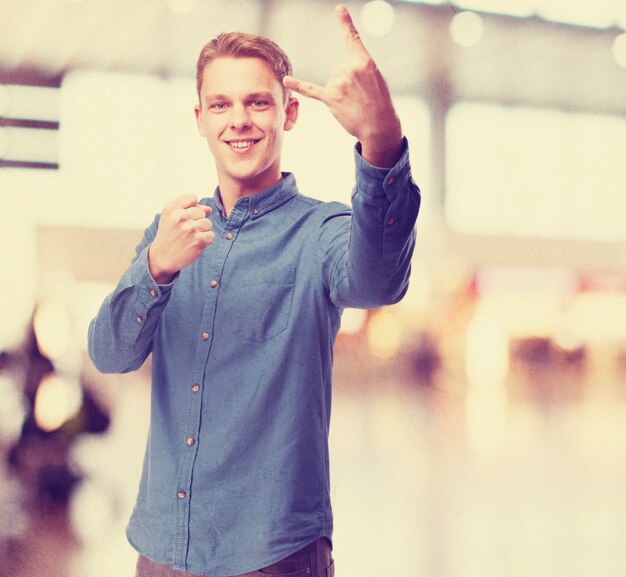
[170,197,249,571]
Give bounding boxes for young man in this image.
[88,5,420,577]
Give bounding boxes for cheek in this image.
[203,119,225,141]
[266,115,286,141]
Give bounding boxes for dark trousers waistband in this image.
[135,536,334,577]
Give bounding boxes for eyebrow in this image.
[247,92,275,102]
[204,94,228,104]
[204,91,276,105]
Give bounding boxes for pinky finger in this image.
[199,230,216,247]
[196,219,213,232]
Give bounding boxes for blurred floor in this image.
[330,347,626,577]
[1,503,79,577]
[2,344,626,577]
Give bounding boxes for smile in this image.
[227,139,260,150]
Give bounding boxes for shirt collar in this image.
[213,173,298,220]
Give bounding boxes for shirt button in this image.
[225,232,233,240]
[387,176,395,185]
[191,383,200,393]
[135,315,144,323]
[201,332,209,341]
[177,489,187,500]
[150,289,158,298]
[252,208,259,215]
[210,280,219,288]
[186,437,195,446]
[387,217,395,226]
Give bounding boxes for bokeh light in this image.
[367,309,404,359]
[361,0,396,37]
[612,33,626,68]
[449,11,484,47]
[33,299,72,361]
[465,310,509,389]
[33,374,83,433]
[339,308,368,335]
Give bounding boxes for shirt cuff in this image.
[354,137,415,201]
[132,245,177,302]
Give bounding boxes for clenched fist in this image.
[148,194,215,284]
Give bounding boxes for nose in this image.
[228,103,252,131]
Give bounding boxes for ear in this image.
[194,104,206,136]
[283,97,299,132]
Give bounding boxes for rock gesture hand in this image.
[283,4,403,168]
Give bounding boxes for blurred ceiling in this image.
[0,0,625,116]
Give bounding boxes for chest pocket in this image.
[231,266,296,343]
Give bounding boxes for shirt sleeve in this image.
[87,214,177,373]
[317,137,421,309]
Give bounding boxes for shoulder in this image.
[291,193,351,219]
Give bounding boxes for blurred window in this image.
[58,71,431,227]
[445,102,626,242]
[0,84,60,169]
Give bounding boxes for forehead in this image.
[200,56,281,97]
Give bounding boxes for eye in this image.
[250,100,270,109]
[209,102,228,111]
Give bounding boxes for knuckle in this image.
[176,210,190,224]
[181,193,197,204]
[193,225,211,239]
[198,234,214,248]
[348,29,361,42]
[354,58,376,75]
[363,58,377,73]
[335,77,350,95]
[189,207,202,220]
[162,201,177,214]
[190,235,204,248]
[167,194,192,211]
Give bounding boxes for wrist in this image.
[148,244,176,285]
[359,135,403,168]
[358,117,403,168]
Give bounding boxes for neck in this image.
[218,174,283,218]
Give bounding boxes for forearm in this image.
[323,138,421,308]
[88,228,175,373]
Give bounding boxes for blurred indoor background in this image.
[1,0,626,576]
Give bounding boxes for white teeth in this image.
[230,141,254,149]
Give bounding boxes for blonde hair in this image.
[196,32,292,104]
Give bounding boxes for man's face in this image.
[195,56,298,196]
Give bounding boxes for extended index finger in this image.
[336,4,371,59]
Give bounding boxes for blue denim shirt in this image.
[88,140,420,576]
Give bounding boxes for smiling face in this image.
[194,56,299,201]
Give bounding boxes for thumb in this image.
[283,76,325,102]
[199,203,212,216]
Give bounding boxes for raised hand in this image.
[148,194,215,284]
[283,4,403,168]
